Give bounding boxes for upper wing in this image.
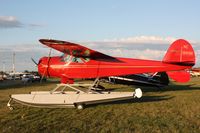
[39,39,119,61]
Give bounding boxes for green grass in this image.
[0,78,200,133]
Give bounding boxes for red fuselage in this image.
[38,55,190,82]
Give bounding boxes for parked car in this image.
[22,74,46,83]
[22,74,34,83]
[33,75,40,81]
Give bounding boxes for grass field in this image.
[0,78,200,133]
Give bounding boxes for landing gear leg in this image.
[87,77,104,92]
[7,98,13,110]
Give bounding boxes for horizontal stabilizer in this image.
[167,71,190,83]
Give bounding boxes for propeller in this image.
[40,48,52,83]
[31,58,38,66]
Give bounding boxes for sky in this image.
[0,0,200,71]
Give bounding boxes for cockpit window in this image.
[61,54,89,63]
[71,57,84,63]
[61,54,71,62]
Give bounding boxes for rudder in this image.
[163,39,195,66]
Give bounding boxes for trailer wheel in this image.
[76,104,84,110]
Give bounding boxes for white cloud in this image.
[103,36,177,44]
[132,49,165,60]
[0,16,23,28]
[99,48,165,60]
[0,16,44,29]
[101,35,198,45]
[28,23,45,28]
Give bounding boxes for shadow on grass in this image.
[139,84,200,93]
[87,95,174,108]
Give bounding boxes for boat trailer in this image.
[7,82,142,110]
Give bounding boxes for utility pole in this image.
[12,52,16,80]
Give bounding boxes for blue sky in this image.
[0,0,200,71]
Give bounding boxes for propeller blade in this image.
[40,48,52,83]
[31,58,38,66]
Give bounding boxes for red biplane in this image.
[8,39,195,109]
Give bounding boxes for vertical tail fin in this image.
[163,39,195,83]
[163,39,195,66]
